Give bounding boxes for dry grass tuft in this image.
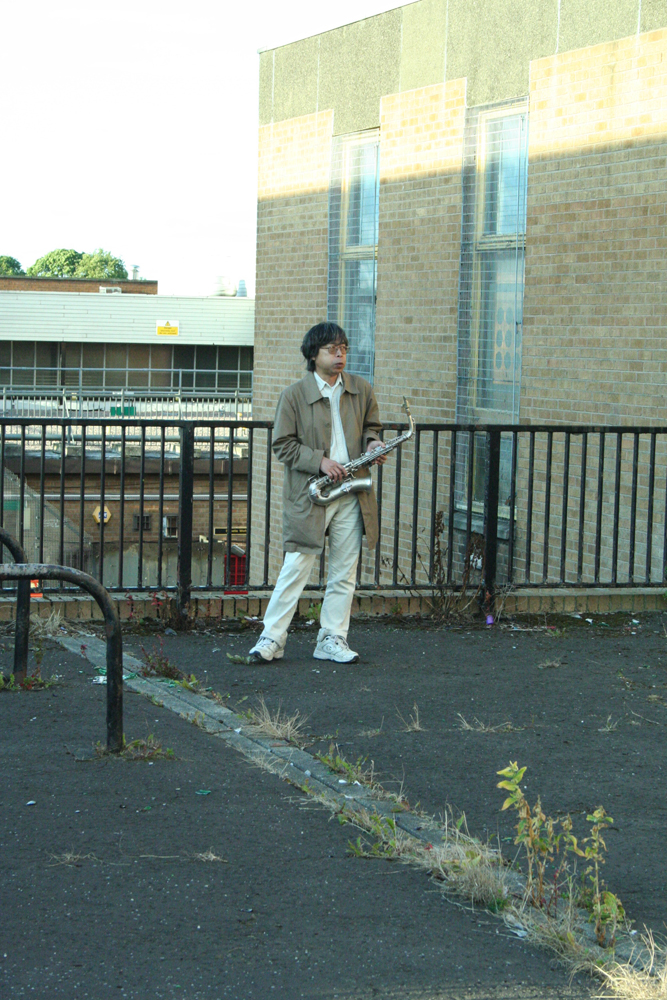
[245,695,307,744]
[30,609,63,638]
[599,715,621,732]
[344,800,508,907]
[396,703,425,732]
[456,713,523,733]
[403,808,508,906]
[47,851,102,867]
[96,733,174,760]
[357,716,384,738]
[517,908,599,976]
[191,848,228,863]
[596,931,667,999]
[537,658,561,670]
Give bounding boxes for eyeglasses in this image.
[324,343,348,355]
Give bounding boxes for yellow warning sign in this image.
[156,320,179,336]
[93,504,112,525]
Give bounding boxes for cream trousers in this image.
[261,493,363,644]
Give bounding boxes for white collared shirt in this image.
[313,371,350,465]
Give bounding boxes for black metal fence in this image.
[0,419,665,610]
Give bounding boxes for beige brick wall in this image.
[371,81,467,589]
[522,28,667,425]
[251,86,468,588]
[251,110,334,585]
[374,79,466,424]
[252,31,667,592]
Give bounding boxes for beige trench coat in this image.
[273,371,382,554]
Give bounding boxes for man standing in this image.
[249,321,386,664]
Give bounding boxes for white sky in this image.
[1,1,405,298]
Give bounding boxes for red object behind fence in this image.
[224,553,247,593]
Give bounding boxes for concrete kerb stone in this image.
[54,632,445,848]
[53,628,650,974]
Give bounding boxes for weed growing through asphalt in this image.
[140,639,182,680]
[191,848,227,863]
[596,929,667,999]
[47,851,104,867]
[457,713,523,733]
[537,658,561,670]
[95,733,175,760]
[244,695,307,744]
[347,813,414,859]
[578,807,625,947]
[316,743,378,787]
[357,717,384,738]
[396,703,425,732]
[140,640,215,697]
[498,761,580,913]
[29,609,63,639]
[0,669,63,692]
[336,799,509,909]
[498,762,626,947]
[598,715,620,732]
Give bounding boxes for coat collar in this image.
[302,370,359,404]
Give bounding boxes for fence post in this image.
[483,428,501,619]
[177,423,195,619]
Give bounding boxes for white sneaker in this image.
[313,634,359,663]
[248,635,285,662]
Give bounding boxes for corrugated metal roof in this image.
[0,293,254,346]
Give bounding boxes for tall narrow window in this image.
[328,130,380,383]
[456,101,529,423]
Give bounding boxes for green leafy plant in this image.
[345,814,409,859]
[317,744,376,786]
[497,762,579,913]
[95,733,174,760]
[140,639,182,680]
[0,669,62,692]
[576,807,625,946]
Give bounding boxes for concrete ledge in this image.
[500,587,667,615]
[0,585,664,622]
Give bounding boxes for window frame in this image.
[328,128,380,383]
[469,104,528,422]
[456,99,529,426]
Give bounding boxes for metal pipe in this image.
[177,424,195,618]
[0,563,122,751]
[0,527,30,682]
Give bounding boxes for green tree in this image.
[75,249,128,280]
[0,256,25,276]
[27,249,83,277]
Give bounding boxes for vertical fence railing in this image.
[0,420,666,602]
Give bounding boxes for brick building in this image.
[0,280,255,590]
[0,276,158,294]
[250,0,667,589]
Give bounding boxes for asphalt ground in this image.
[5,609,666,999]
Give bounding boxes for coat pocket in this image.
[287,469,310,504]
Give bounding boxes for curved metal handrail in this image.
[0,563,123,751]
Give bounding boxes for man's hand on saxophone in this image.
[366,439,388,467]
[319,456,347,482]
[319,440,387,484]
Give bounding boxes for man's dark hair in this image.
[301,322,349,372]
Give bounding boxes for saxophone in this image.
[308,398,415,506]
